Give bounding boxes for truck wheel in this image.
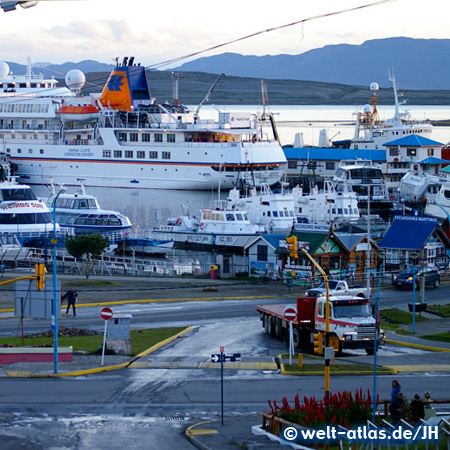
[434,279,440,288]
[274,318,283,337]
[264,315,273,336]
[293,329,301,349]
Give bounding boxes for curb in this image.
[385,339,450,352]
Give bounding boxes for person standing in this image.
[61,288,78,316]
[391,380,401,400]
[389,392,404,426]
[409,394,425,425]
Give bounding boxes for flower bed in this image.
[263,389,376,445]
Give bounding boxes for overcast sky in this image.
[0,0,446,69]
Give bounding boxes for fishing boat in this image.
[150,200,263,251]
[45,183,132,234]
[1,57,287,190]
[291,180,360,231]
[226,183,296,234]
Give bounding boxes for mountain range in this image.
[174,37,450,90]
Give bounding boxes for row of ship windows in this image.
[0,103,51,113]
[5,148,172,160]
[118,132,176,143]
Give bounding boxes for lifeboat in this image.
[59,104,100,122]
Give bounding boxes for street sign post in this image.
[210,348,242,425]
[100,307,113,366]
[283,306,297,365]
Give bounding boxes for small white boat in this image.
[45,182,132,234]
[396,171,444,205]
[0,234,31,261]
[424,182,450,221]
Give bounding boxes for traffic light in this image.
[286,236,298,259]
[313,332,323,354]
[34,263,46,290]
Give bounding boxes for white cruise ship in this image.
[0,57,287,190]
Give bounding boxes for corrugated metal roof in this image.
[378,216,438,250]
[384,134,443,147]
[283,147,386,162]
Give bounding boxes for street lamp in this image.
[52,187,67,374]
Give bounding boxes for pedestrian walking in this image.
[61,288,78,316]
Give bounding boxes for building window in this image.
[103,150,111,158]
[406,148,417,157]
[162,151,171,160]
[154,133,163,143]
[257,245,268,262]
[389,148,399,156]
[130,133,138,142]
[40,149,44,154]
[167,133,175,143]
[125,150,133,158]
[114,150,122,158]
[325,161,335,171]
[288,160,298,169]
[142,133,150,142]
[149,151,158,159]
[137,151,145,159]
[428,148,434,156]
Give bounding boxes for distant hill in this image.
[174,37,450,90]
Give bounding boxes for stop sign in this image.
[283,306,297,322]
[100,307,113,321]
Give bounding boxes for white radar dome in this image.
[363,104,371,113]
[65,69,86,91]
[370,82,379,91]
[0,61,10,79]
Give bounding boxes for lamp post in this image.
[410,252,420,334]
[52,187,66,374]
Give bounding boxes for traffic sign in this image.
[100,307,113,321]
[210,353,241,363]
[283,306,297,321]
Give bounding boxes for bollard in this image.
[298,353,303,368]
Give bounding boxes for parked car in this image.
[393,266,440,290]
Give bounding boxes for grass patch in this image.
[426,303,450,318]
[63,280,121,287]
[419,332,450,343]
[0,327,187,356]
[380,308,428,325]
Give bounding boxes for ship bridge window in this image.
[1,188,37,201]
[130,133,138,142]
[167,134,175,143]
[444,190,450,200]
[236,213,244,221]
[142,133,150,142]
[155,133,163,143]
[272,211,278,217]
[226,214,235,221]
[118,132,127,142]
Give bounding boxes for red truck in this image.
[256,296,385,355]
